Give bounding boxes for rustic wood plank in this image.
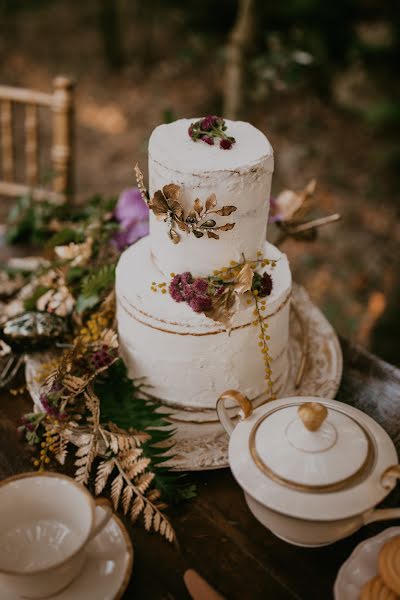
[0,85,52,107]
[25,104,39,186]
[51,76,75,199]
[1,100,14,181]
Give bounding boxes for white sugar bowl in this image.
[217,392,400,547]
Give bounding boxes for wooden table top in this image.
[1,242,400,598]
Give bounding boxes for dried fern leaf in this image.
[153,511,161,532]
[130,496,145,523]
[111,474,124,510]
[126,457,151,479]
[143,503,154,531]
[122,485,134,515]
[136,472,155,494]
[95,459,115,495]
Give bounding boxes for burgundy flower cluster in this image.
[169,272,213,312]
[90,345,116,370]
[188,116,236,150]
[252,272,273,297]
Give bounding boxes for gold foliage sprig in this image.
[135,164,236,244]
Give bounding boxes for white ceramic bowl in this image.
[334,527,400,599]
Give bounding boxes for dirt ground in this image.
[1,2,399,365]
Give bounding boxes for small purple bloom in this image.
[220,138,232,150]
[113,187,149,250]
[189,294,212,312]
[201,115,218,131]
[202,135,214,145]
[192,278,208,294]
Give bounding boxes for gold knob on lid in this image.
[298,402,328,432]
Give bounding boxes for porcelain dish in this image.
[334,527,400,599]
[217,393,400,547]
[0,511,133,600]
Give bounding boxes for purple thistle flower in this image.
[113,187,149,250]
[189,294,212,312]
[220,138,233,150]
[201,115,218,131]
[192,278,208,294]
[202,135,214,145]
[260,273,273,296]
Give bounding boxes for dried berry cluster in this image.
[169,272,224,313]
[188,116,236,150]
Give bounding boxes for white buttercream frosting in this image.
[148,118,274,277]
[116,237,291,410]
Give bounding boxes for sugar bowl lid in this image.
[250,401,371,490]
[217,394,399,521]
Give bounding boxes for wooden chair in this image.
[0,76,75,205]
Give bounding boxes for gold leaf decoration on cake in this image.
[205,193,217,211]
[234,263,254,294]
[134,163,150,203]
[205,286,239,333]
[193,198,203,215]
[214,205,237,216]
[135,162,236,244]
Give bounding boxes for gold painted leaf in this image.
[207,231,219,239]
[150,190,169,219]
[193,198,203,215]
[214,205,237,216]
[205,193,217,211]
[167,199,183,220]
[205,287,239,332]
[234,263,254,294]
[169,229,180,244]
[192,229,204,238]
[176,219,189,232]
[199,219,216,228]
[216,222,235,231]
[163,183,180,202]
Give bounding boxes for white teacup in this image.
[0,472,112,599]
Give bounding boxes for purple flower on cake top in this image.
[113,187,149,250]
[188,116,236,150]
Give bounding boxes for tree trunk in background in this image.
[223,0,254,119]
[98,0,125,70]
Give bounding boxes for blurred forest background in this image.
[0,0,399,364]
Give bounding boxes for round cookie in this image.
[359,575,399,600]
[379,536,400,595]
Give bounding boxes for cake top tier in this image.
[149,118,273,174]
[148,117,274,277]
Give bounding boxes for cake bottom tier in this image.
[116,238,292,411]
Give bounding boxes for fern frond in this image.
[95,459,115,495]
[81,264,115,298]
[111,474,124,510]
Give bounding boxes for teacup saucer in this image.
[0,513,133,600]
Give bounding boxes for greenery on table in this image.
[3,193,195,542]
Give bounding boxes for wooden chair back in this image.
[0,76,75,205]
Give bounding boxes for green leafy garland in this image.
[3,193,195,542]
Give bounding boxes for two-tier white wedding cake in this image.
[116,117,292,411]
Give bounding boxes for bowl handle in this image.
[363,508,400,525]
[216,390,253,436]
[362,465,400,525]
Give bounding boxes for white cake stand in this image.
[25,284,342,471]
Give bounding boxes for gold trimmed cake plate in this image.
[25,284,342,472]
